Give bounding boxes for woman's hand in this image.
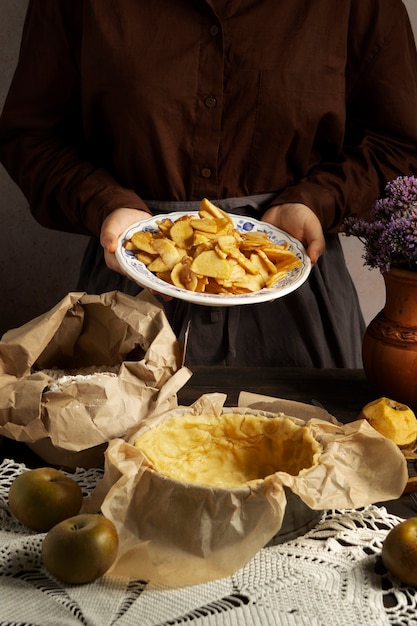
[262,203,325,264]
[100,207,151,273]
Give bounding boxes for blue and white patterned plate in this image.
[116,212,311,306]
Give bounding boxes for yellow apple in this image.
[381,518,417,586]
[8,467,83,532]
[359,397,417,449]
[41,514,119,584]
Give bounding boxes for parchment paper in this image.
[95,392,408,586]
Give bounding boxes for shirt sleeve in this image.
[270,4,417,232]
[0,0,149,238]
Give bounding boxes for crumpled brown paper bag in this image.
[94,392,408,586]
[0,290,191,467]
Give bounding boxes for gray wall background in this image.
[0,0,88,337]
[0,1,416,338]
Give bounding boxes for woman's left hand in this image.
[262,203,325,264]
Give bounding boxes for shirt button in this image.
[209,25,219,36]
[201,167,212,178]
[204,96,217,109]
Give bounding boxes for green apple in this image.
[41,514,119,584]
[8,467,83,532]
[381,518,417,586]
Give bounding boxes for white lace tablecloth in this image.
[1,459,417,626]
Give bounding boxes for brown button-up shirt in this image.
[0,0,416,237]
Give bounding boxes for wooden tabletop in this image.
[178,366,376,424]
[1,367,416,519]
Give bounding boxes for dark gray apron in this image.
[76,195,365,367]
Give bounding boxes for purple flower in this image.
[342,176,417,272]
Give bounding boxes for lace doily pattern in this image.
[1,459,417,626]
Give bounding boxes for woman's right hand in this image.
[100,207,151,274]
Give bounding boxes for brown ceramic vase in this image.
[362,268,417,410]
